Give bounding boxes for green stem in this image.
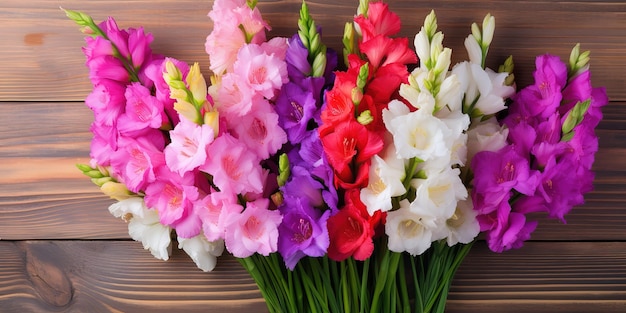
[360,257,371,312]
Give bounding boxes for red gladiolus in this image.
[320,120,383,188]
[354,2,402,42]
[327,189,386,261]
[327,193,374,261]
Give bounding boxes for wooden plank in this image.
[0,241,624,312]
[447,242,626,312]
[0,241,266,312]
[1,0,625,102]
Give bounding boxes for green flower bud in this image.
[84,170,104,179]
[424,10,438,39]
[246,0,257,9]
[76,163,93,173]
[357,110,374,125]
[357,63,369,90]
[569,44,591,79]
[357,0,369,18]
[277,153,290,187]
[311,49,327,78]
[562,99,591,135]
[498,55,515,86]
[342,22,356,65]
[91,176,113,187]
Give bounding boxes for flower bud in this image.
[311,48,327,78]
[471,23,481,43]
[277,153,290,187]
[424,10,438,39]
[187,62,208,106]
[357,110,374,125]
[271,192,284,207]
[100,181,133,201]
[414,29,430,66]
[482,14,495,46]
[434,48,452,75]
[351,87,363,106]
[175,100,201,124]
[163,59,182,85]
[342,22,356,64]
[76,163,93,173]
[91,176,112,187]
[204,111,219,136]
[84,169,104,178]
[464,35,482,65]
[357,63,369,90]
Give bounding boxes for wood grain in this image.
[1,0,625,101]
[0,241,624,312]
[0,241,266,312]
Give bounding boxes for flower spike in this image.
[298,1,327,77]
[568,43,591,79]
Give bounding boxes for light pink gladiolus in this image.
[224,198,282,258]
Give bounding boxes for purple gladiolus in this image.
[286,35,312,81]
[275,82,318,143]
[472,146,539,211]
[278,197,330,270]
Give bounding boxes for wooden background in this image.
[1,0,625,312]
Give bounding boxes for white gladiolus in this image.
[109,197,172,261]
[434,196,480,246]
[178,234,225,272]
[411,167,467,220]
[452,61,514,115]
[433,47,452,75]
[466,116,510,162]
[385,106,452,161]
[386,200,438,256]
[414,29,431,64]
[435,74,462,113]
[464,35,483,65]
[429,32,444,64]
[438,106,471,137]
[361,153,407,215]
[486,68,516,99]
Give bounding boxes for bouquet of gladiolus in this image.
[66,0,606,312]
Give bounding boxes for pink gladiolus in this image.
[217,72,258,118]
[83,36,114,62]
[127,27,154,68]
[165,118,215,175]
[87,55,129,85]
[100,17,130,58]
[117,83,166,134]
[234,43,288,99]
[195,190,242,242]
[85,81,126,126]
[89,122,118,167]
[200,133,264,195]
[230,99,287,160]
[144,167,199,228]
[111,136,166,193]
[224,198,282,258]
[205,0,269,74]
